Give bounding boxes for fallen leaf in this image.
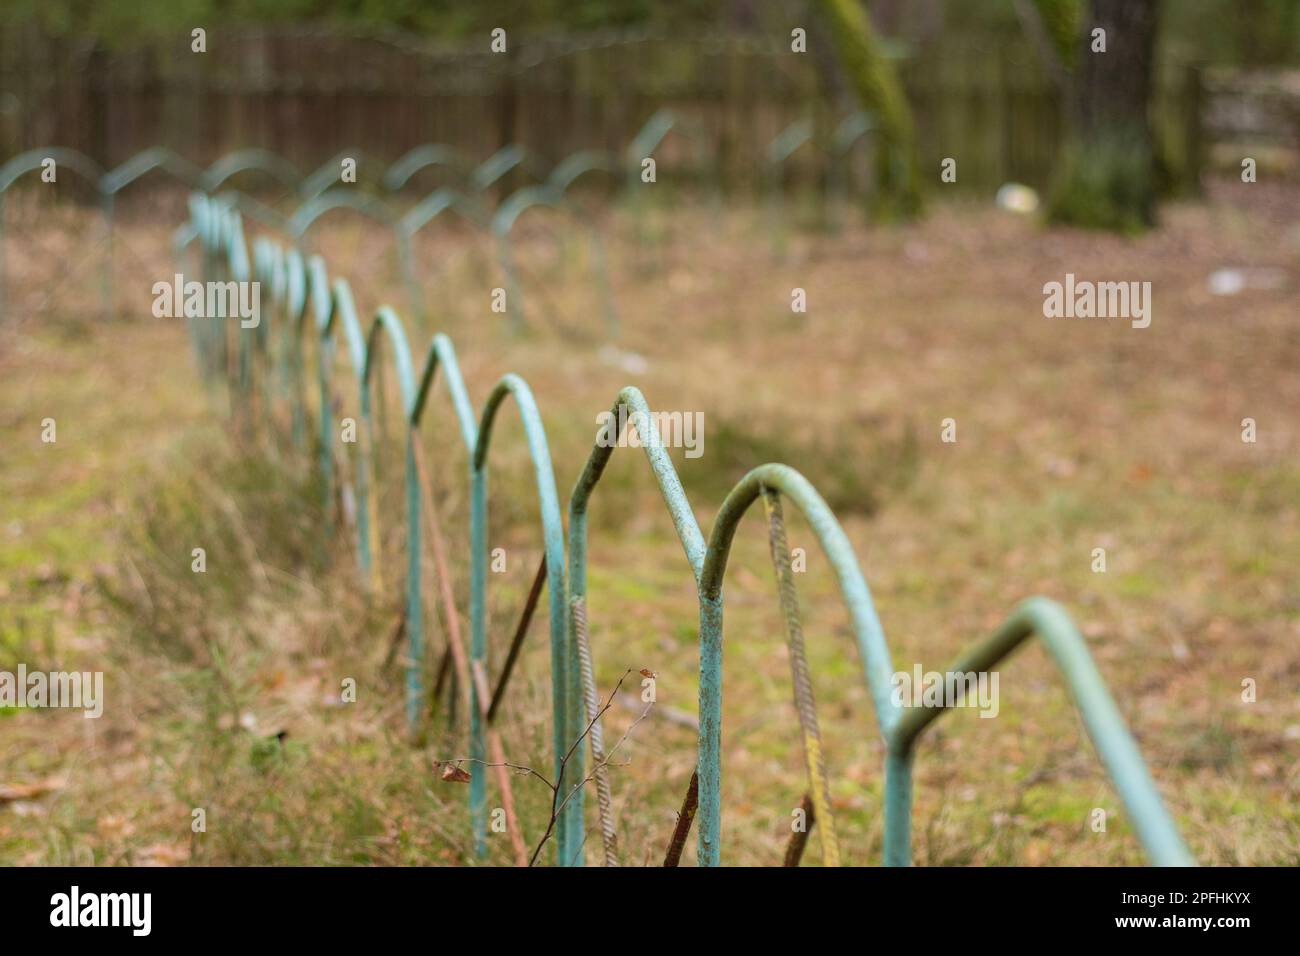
[137,843,190,866]
[97,814,136,839]
[0,777,66,802]
[440,763,471,784]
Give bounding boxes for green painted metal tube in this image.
[469,441,489,857]
[303,256,336,526]
[889,596,1195,866]
[284,249,308,449]
[407,333,488,838]
[410,333,478,446]
[0,147,104,193]
[191,195,582,858]
[170,220,203,372]
[321,278,369,375]
[100,146,201,196]
[697,463,897,866]
[358,306,419,718]
[697,463,1193,867]
[299,148,378,202]
[569,388,706,581]
[566,387,707,862]
[472,375,574,864]
[289,190,396,241]
[383,144,471,192]
[198,148,300,194]
[253,237,288,429]
[224,206,253,409]
[319,279,371,574]
[403,435,423,729]
[882,747,913,867]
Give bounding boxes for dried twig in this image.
[439,667,653,867]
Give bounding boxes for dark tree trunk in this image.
[1049,0,1162,231]
[1075,0,1159,152]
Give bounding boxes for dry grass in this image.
[0,179,1297,865]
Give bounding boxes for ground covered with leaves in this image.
[0,180,1296,865]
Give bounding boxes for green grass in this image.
[1,191,1297,866]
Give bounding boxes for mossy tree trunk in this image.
[813,0,922,220]
[1047,0,1162,231]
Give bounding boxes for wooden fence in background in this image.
[1,24,1208,194]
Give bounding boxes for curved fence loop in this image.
[764,118,817,256]
[491,184,561,236]
[101,147,201,195]
[627,109,678,170]
[289,189,397,242]
[491,183,618,337]
[405,334,549,868]
[361,306,418,414]
[322,277,369,374]
[469,144,539,192]
[357,304,419,584]
[213,189,291,234]
[471,374,577,864]
[397,187,487,237]
[407,330,481,715]
[0,147,104,192]
[394,187,488,319]
[566,386,708,865]
[199,148,301,194]
[624,108,712,193]
[411,332,478,448]
[3,141,635,341]
[4,80,893,317]
[251,236,280,321]
[300,149,379,202]
[356,307,420,715]
[695,462,1192,867]
[0,147,111,320]
[383,144,471,192]
[765,119,815,170]
[548,150,616,196]
[832,111,875,155]
[890,596,1196,867]
[697,463,895,866]
[569,387,706,581]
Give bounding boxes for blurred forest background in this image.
[2,0,1299,221]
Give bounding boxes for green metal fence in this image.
[172,185,1195,868]
[0,114,871,332]
[0,139,1195,867]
